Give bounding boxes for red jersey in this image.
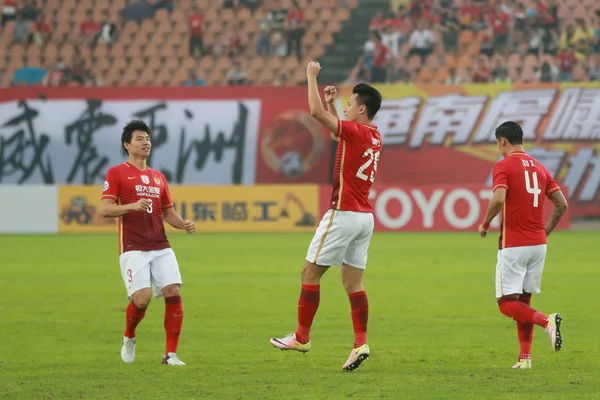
[492,151,561,250]
[102,162,173,254]
[330,120,382,213]
[373,43,389,68]
[188,14,203,37]
[80,20,100,36]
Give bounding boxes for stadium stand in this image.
[1,0,598,87]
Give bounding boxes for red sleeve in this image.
[492,162,508,191]
[102,167,120,201]
[161,176,174,210]
[336,120,364,142]
[544,166,561,197]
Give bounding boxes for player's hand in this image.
[478,224,488,238]
[324,85,337,103]
[182,220,196,234]
[132,198,152,212]
[306,61,321,77]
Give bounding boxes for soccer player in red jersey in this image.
[101,120,196,366]
[479,121,569,369]
[271,62,383,372]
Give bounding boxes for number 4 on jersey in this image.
[356,148,380,183]
[524,170,541,208]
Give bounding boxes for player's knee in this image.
[301,262,324,284]
[162,284,181,298]
[132,291,152,310]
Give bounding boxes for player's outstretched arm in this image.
[163,207,196,234]
[324,85,340,142]
[479,188,506,237]
[101,198,151,218]
[545,190,568,237]
[307,62,338,134]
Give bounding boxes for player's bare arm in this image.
[307,62,338,134]
[324,86,340,142]
[101,198,152,218]
[479,188,507,238]
[545,190,568,237]
[163,207,196,234]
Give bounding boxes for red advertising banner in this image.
[319,185,570,232]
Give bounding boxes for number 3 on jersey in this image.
[147,201,153,214]
[356,148,380,183]
[524,170,541,208]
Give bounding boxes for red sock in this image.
[124,301,146,338]
[164,296,184,355]
[517,294,534,359]
[349,291,368,348]
[295,284,320,344]
[498,297,548,327]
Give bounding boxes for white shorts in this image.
[119,248,182,300]
[306,209,374,269]
[495,244,547,298]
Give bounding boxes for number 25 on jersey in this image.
[356,148,380,183]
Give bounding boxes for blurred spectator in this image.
[285,0,305,59]
[80,10,101,44]
[257,15,272,56]
[536,61,558,82]
[381,26,400,60]
[573,18,595,55]
[12,65,46,85]
[556,45,577,81]
[97,10,117,45]
[30,14,51,47]
[347,56,371,84]
[70,55,88,84]
[445,67,463,84]
[241,0,261,13]
[121,0,154,22]
[491,59,510,82]
[490,4,510,52]
[21,0,39,22]
[1,0,17,27]
[223,0,238,8]
[188,6,205,57]
[227,59,247,85]
[408,19,434,61]
[371,31,389,83]
[588,55,600,80]
[12,13,31,44]
[369,11,387,32]
[225,29,243,57]
[527,27,544,55]
[154,0,174,13]
[273,72,287,86]
[184,70,205,86]
[439,8,459,55]
[271,31,286,56]
[267,0,287,32]
[480,27,494,57]
[45,60,66,86]
[472,58,491,82]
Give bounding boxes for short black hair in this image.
[122,120,151,155]
[353,83,382,120]
[495,121,523,145]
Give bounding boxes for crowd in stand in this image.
[348,0,600,84]
[2,0,599,87]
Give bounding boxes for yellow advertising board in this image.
[57,185,320,233]
[166,185,319,233]
[58,185,117,233]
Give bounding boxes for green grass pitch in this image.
[1,231,599,399]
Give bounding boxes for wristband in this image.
[481,221,490,230]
